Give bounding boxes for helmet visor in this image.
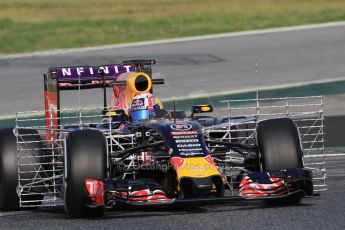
[130,109,153,122]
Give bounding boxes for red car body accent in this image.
[204,155,216,165]
[86,179,105,206]
[170,157,185,171]
[239,176,289,198]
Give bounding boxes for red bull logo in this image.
[131,98,145,107]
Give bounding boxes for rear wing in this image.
[43,60,156,140]
[49,59,156,90]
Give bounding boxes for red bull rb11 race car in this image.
[0,60,323,218]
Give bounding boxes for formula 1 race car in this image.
[0,60,323,218]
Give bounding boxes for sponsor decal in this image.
[170,123,192,131]
[131,106,147,111]
[189,166,207,172]
[173,135,198,139]
[131,98,145,107]
[177,143,201,148]
[175,139,199,143]
[171,130,198,135]
[56,65,134,79]
[179,148,203,152]
[180,152,204,157]
[170,129,205,157]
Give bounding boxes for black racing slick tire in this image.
[64,129,107,218]
[0,128,19,211]
[256,118,303,172]
[256,118,304,205]
[0,128,43,211]
[257,118,304,204]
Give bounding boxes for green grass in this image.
[1,0,345,54]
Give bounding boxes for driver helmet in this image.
[129,93,161,122]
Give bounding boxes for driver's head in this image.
[129,93,162,122]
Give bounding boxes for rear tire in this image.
[64,129,107,218]
[256,118,303,172]
[0,128,43,211]
[0,128,20,211]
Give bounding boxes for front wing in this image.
[85,168,313,208]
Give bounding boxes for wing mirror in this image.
[191,104,213,118]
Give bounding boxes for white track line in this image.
[0,211,33,217]
[1,21,345,59]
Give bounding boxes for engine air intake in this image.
[135,75,149,92]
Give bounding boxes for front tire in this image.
[256,118,304,204]
[256,118,303,171]
[64,129,107,218]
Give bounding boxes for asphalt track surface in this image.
[1,24,345,229]
[0,23,345,116]
[0,155,344,230]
